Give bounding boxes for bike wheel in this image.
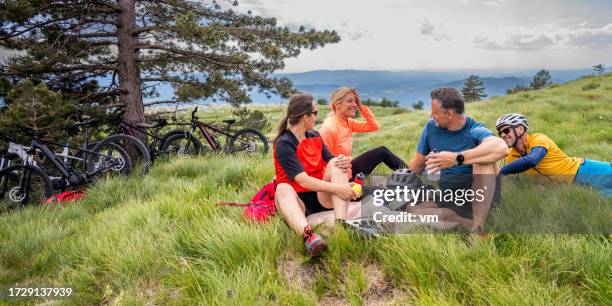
[228,128,269,155]
[161,132,204,158]
[0,165,53,208]
[87,141,133,182]
[94,134,151,176]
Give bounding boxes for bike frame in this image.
[118,121,165,147]
[181,107,247,152]
[28,140,81,182]
[2,131,121,188]
[190,119,234,151]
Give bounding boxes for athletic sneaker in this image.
[343,218,386,238]
[303,225,327,257]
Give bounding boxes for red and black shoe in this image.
[303,225,327,257]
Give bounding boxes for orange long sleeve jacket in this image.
[319,106,380,158]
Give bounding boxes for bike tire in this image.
[92,134,150,176]
[228,128,269,155]
[0,164,53,207]
[87,141,133,182]
[161,132,204,158]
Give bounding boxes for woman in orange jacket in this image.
[320,87,407,180]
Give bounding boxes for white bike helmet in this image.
[495,113,529,130]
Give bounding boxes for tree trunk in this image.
[117,0,147,163]
[117,0,144,129]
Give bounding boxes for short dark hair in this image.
[431,87,464,114]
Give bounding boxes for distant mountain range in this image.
[147,68,602,108]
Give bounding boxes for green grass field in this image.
[1,74,611,305]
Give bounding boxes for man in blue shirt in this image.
[408,88,508,233]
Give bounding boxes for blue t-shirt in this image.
[417,117,493,175]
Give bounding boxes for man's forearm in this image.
[463,137,508,165]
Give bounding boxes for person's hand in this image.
[425,151,458,173]
[333,154,352,173]
[334,183,357,201]
[352,89,363,108]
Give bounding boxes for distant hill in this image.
[147,68,600,108]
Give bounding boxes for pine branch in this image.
[144,100,182,107]
[135,44,242,68]
[131,26,160,35]
[74,89,121,103]
[0,17,73,39]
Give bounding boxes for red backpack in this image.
[43,190,85,205]
[219,180,277,223]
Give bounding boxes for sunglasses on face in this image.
[497,127,512,137]
[309,110,318,116]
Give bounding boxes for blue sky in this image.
[237,0,612,72]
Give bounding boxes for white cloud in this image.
[419,18,451,42]
[229,0,612,71]
[420,19,435,35]
[483,0,505,7]
[474,23,612,50]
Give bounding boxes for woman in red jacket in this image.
[274,93,360,257]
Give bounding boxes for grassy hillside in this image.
[0,74,610,305]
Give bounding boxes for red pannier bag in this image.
[44,190,85,205]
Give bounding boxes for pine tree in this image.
[0,79,76,143]
[593,64,605,76]
[530,69,552,90]
[0,0,339,129]
[412,100,424,110]
[461,75,487,102]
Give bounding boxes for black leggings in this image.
[350,146,407,180]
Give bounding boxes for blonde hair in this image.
[328,87,357,118]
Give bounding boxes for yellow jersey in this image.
[506,133,582,183]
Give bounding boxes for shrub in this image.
[506,84,530,95]
[412,100,424,110]
[392,107,409,115]
[362,97,400,108]
[582,82,600,91]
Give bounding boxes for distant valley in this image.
[147,68,599,108]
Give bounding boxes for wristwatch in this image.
[456,152,465,165]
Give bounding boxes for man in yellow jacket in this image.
[496,113,611,197]
[319,87,407,181]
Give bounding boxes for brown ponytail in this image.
[273,93,315,143]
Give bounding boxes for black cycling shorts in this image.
[298,192,332,216]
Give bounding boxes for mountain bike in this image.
[0,121,133,206]
[70,114,153,176]
[160,107,269,158]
